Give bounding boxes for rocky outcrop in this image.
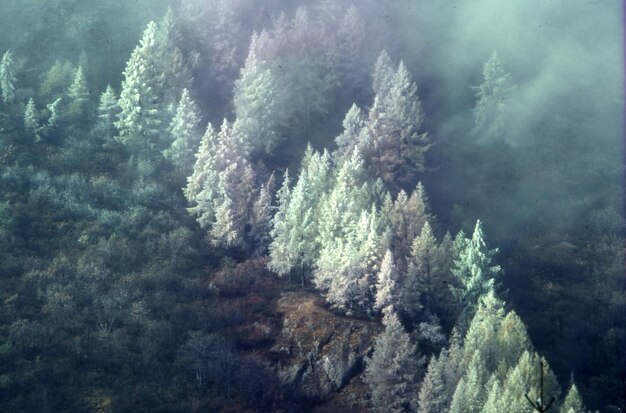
[269,291,381,404]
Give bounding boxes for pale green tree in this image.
[364,307,421,413]
[0,50,17,103]
[163,88,202,175]
[67,66,89,118]
[451,219,501,323]
[471,51,516,144]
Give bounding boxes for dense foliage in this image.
[0,0,623,412]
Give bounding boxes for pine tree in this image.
[46,97,62,129]
[449,352,489,413]
[250,172,275,255]
[96,85,119,137]
[373,49,395,98]
[268,169,294,277]
[390,182,431,270]
[375,250,399,311]
[233,32,284,154]
[471,51,516,144]
[368,59,430,190]
[0,50,17,103]
[67,66,89,118]
[185,122,218,204]
[24,98,40,136]
[163,88,202,175]
[334,103,366,164]
[364,307,421,413]
[499,351,560,413]
[560,382,586,413]
[116,21,163,154]
[417,355,448,413]
[403,221,449,318]
[451,219,501,322]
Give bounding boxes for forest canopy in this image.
[0,0,623,412]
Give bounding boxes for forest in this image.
[0,0,623,412]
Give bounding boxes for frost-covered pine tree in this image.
[560,381,586,413]
[0,50,17,104]
[417,355,448,413]
[46,97,62,129]
[163,88,202,175]
[369,61,430,190]
[116,21,163,154]
[373,49,395,98]
[334,103,366,164]
[250,172,275,255]
[268,169,294,276]
[364,306,422,413]
[95,85,119,141]
[451,219,501,323]
[24,98,40,135]
[67,66,89,117]
[402,221,448,318]
[234,32,284,155]
[185,122,218,205]
[471,51,516,144]
[374,249,399,312]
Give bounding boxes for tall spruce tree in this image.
[364,306,421,413]
[471,51,516,144]
[0,50,17,104]
[163,88,202,175]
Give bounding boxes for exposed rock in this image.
[269,291,381,403]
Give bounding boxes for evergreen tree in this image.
[417,355,448,413]
[403,221,450,318]
[375,250,399,311]
[46,97,62,129]
[498,351,560,413]
[0,50,17,104]
[67,66,89,118]
[471,51,516,144]
[250,172,275,255]
[24,98,40,137]
[560,382,586,413]
[185,122,218,205]
[364,307,421,413]
[268,169,294,277]
[373,49,395,98]
[116,21,163,154]
[334,103,366,164]
[95,85,120,145]
[368,60,430,190]
[449,352,489,413]
[451,219,501,322]
[163,88,202,175]
[233,32,284,155]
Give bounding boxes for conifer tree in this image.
[364,306,421,413]
[185,123,218,204]
[96,86,119,132]
[373,49,395,98]
[367,60,430,190]
[116,21,163,154]
[451,219,501,322]
[560,381,586,413]
[0,50,17,104]
[403,221,449,318]
[334,103,366,164]
[375,249,399,311]
[250,172,275,255]
[24,98,40,137]
[163,88,202,175]
[417,354,448,413]
[234,32,283,154]
[268,170,294,277]
[67,66,89,118]
[472,51,516,144]
[46,97,62,129]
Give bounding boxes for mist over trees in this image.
[0,0,623,412]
